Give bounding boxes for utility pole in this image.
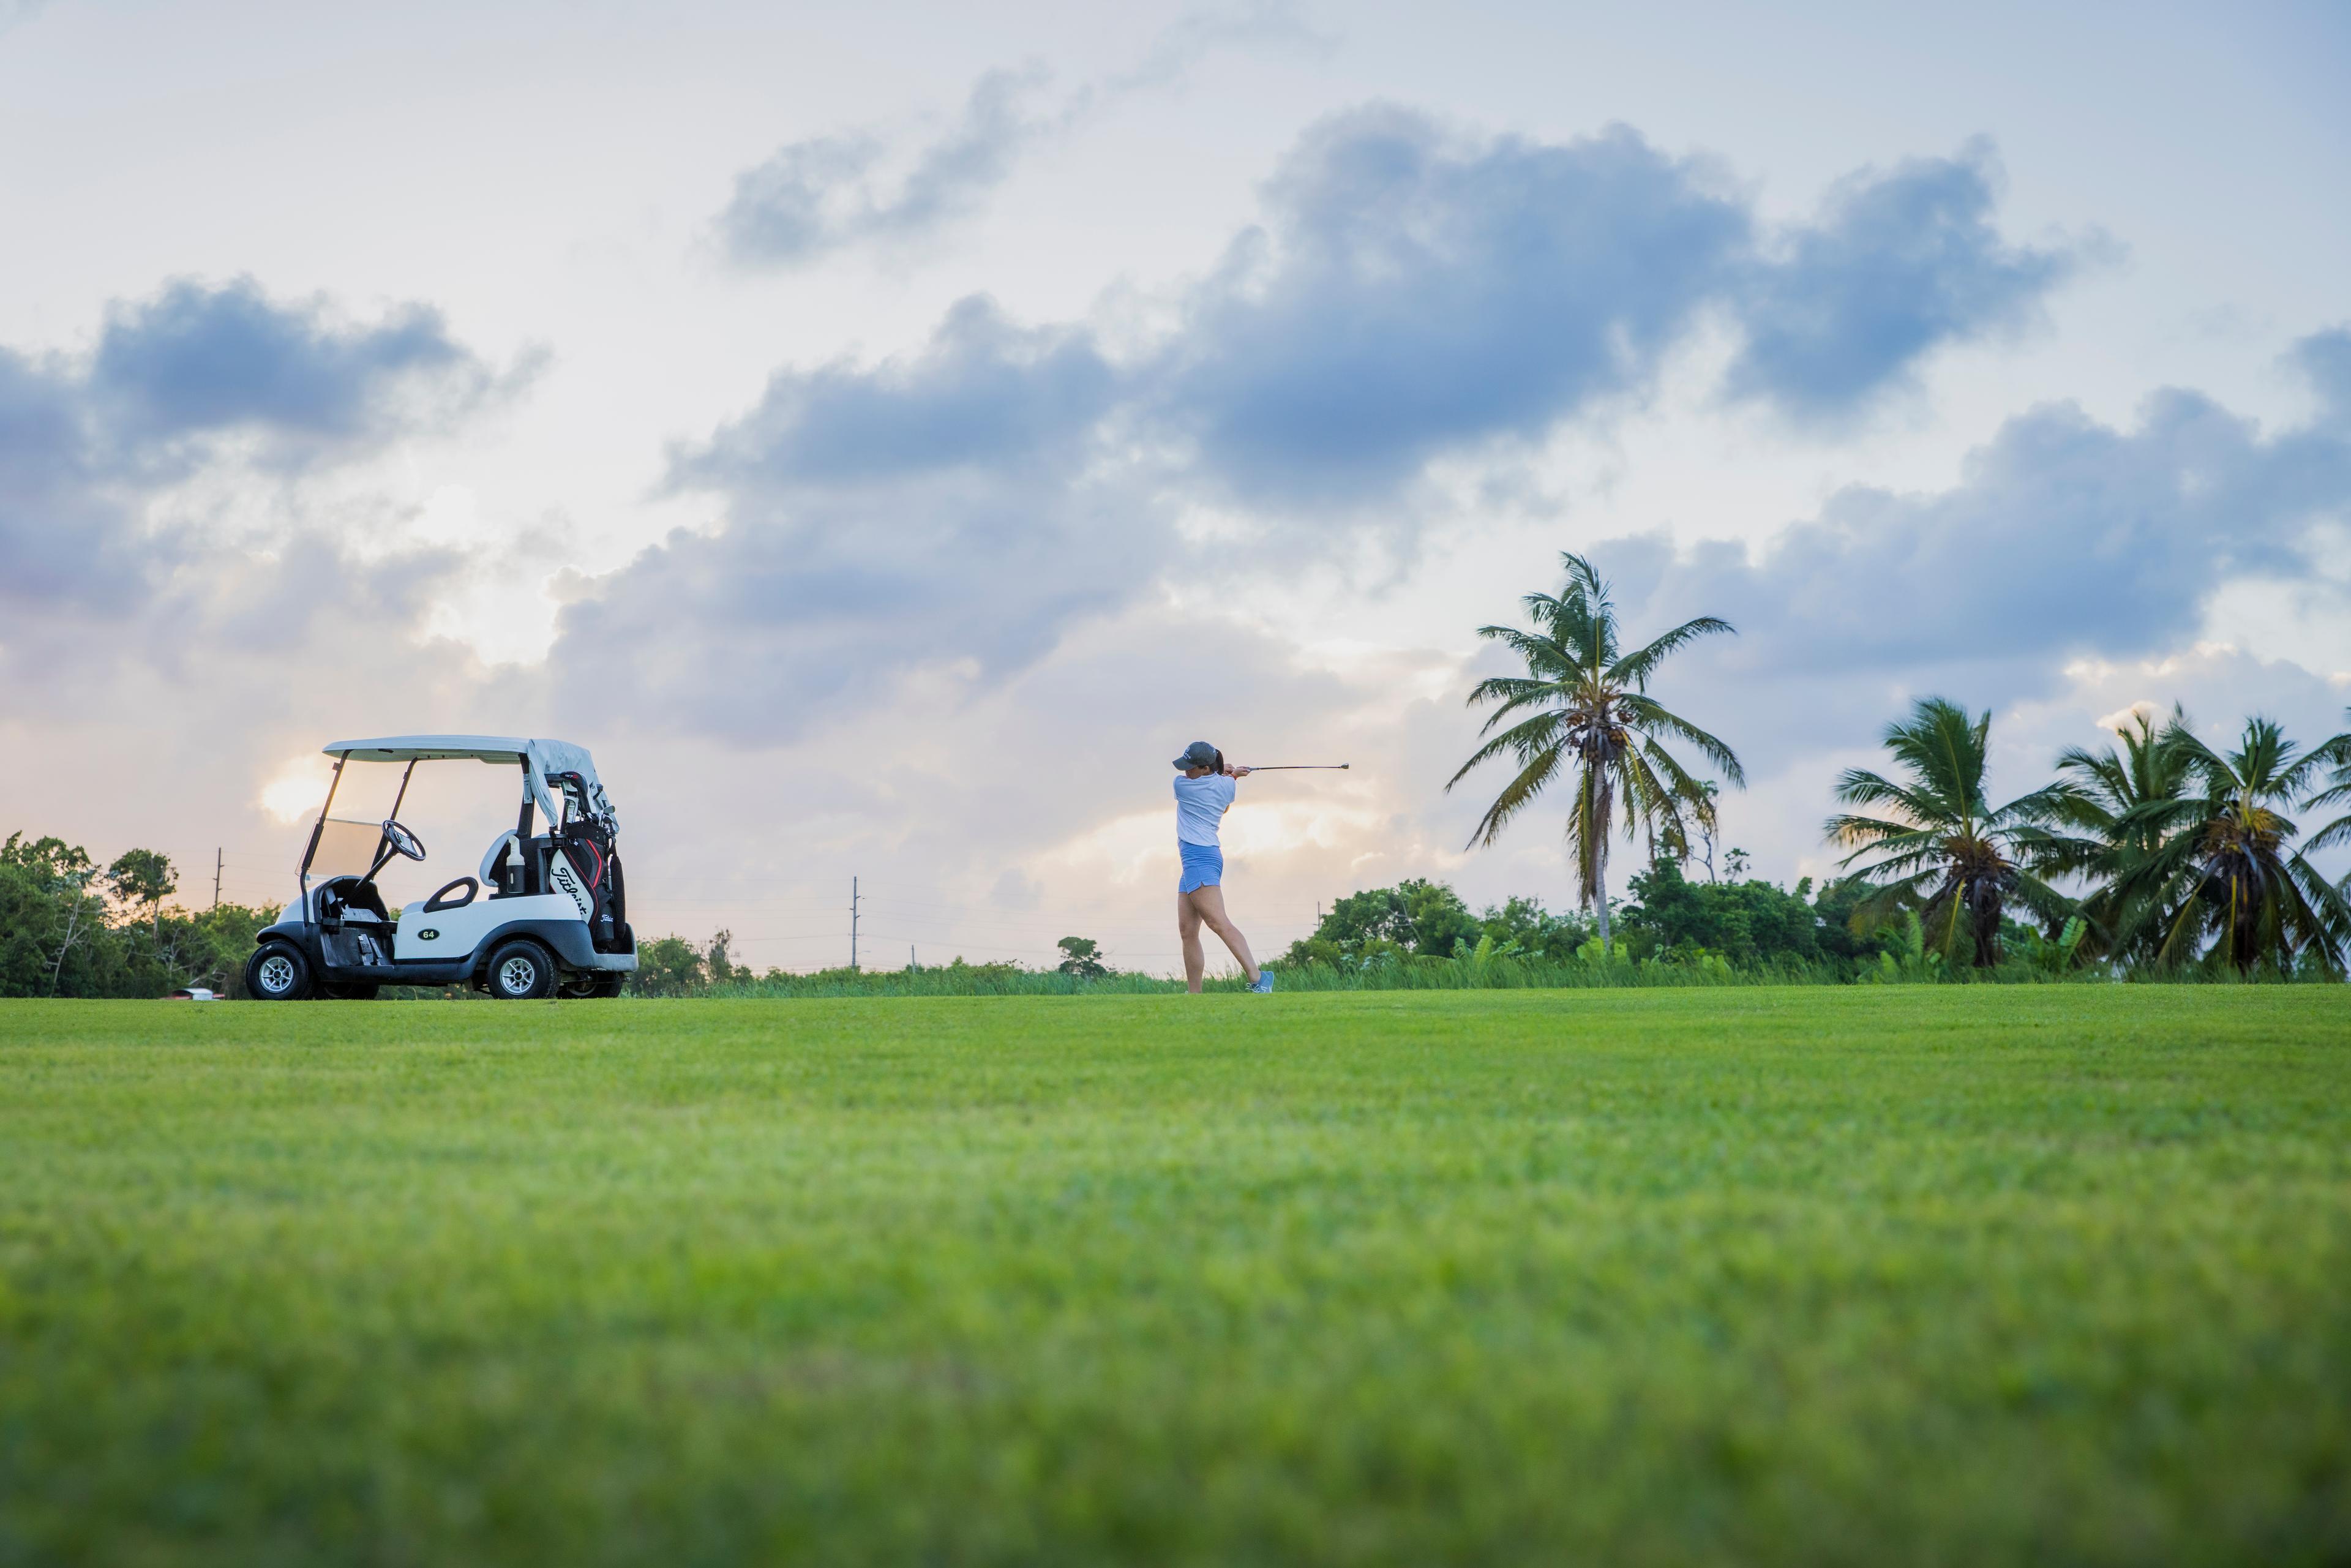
[850,876,862,970]
[212,848,223,911]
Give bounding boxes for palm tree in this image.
[2102,715,2351,976]
[1448,552,1744,954]
[2040,705,2194,961]
[1824,697,2073,967]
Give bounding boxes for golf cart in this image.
[244,735,636,1001]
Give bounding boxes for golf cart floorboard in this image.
[324,961,475,987]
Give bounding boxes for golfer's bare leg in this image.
[1189,885,1261,985]
[1177,892,1206,993]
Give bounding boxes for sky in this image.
[4,0,2349,973]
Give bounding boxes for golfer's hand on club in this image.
[1224,764,1251,778]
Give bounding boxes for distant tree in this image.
[2100,715,2351,975]
[630,936,706,997]
[1805,874,1899,971]
[704,929,741,988]
[2,835,273,997]
[1449,552,1743,955]
[2041,705,2194,961]
[106,849,178,947]
[1695,782,1722,882]
[1283,880,1481,967]
[1620,857,1820,968]
[1056,937,1108,978]
[1474,895,1592,963]
[1825,697,2072,967]
[181,902,279,997]
[2,834,105,996]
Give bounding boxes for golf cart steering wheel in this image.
[381,820,427,862]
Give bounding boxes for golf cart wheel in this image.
[558,974,626,999]
[245,943,313,1001]
[485,940,557,1001]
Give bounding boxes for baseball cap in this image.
[1172,740,1218,770]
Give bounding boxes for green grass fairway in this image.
[4,989,2348,1565]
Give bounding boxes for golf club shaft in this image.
[1243,764,1349,770]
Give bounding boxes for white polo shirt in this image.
[1173,773,1237,847]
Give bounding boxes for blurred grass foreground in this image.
[3,986,2347,1565]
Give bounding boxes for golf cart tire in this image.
[246,943,313,1002]
[559,974,626,999]
[486,939,557,1001]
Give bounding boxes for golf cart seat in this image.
[481,831,522,892]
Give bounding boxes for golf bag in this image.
[547,771,632,955]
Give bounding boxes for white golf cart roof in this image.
[323,735,613,825]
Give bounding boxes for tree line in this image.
[1276,865,1911,978]
[0,836,277,997]
[1447,552,2351,980]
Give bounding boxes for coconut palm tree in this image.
[1448,552,1744,954]
[1824,697,2073,967]
[2039,705,2194,961]
[2102,715,2351,976]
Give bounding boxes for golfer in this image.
[1172,741,1274,994]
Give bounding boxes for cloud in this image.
[1148,121,2087,503]
[0,278,519,670]
[1578,330,2351,779]
[1725,142,2080,420]
[578,110,2093,746]
[2293,326,2351,419]
[716,66,1051,268]
[715,5,1327,269]
[1103,0,1331,93]
[718,110,2079,498]
[677,296,1117,486]
[1671,388,2349,680]
[88,277,507,463]
[1151,108,1750,504]
[555,299,1148,742]
[0,348,156,615]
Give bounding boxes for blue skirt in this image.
[1178,841,1223,894]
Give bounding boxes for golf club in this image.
[1242,764,1350,770]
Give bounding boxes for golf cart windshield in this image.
[298,756,415,883]
[308,817,392,882]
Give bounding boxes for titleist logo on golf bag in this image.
[550,855,594,921]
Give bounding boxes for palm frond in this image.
[1828,768,1938,823]
[1607,616,1736,692]
[1458,743,1566,850]
[1617,694,1747,786]
[1447,712,1567,790]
